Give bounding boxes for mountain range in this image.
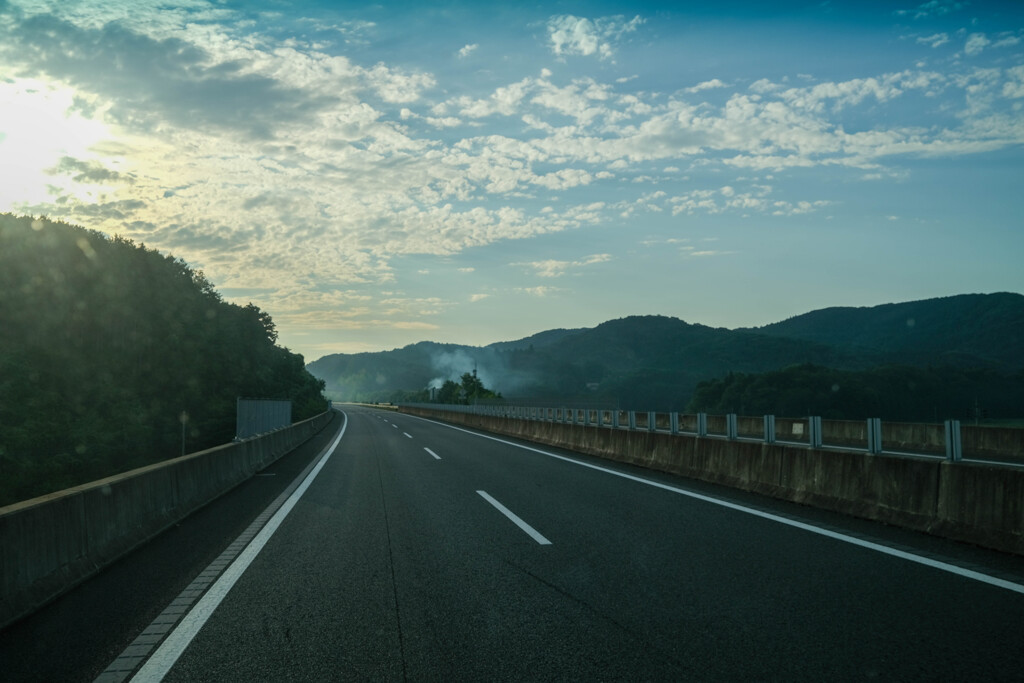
[306,293,1024,411]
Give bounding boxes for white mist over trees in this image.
[308,300,1024,417]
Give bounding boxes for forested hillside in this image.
[0,214,327,506]
[752,293,1024,369]
[308,315,860,409]
[308,297,1024,418]
[687,364,1024,422]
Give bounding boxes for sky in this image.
[1,0,1022,361]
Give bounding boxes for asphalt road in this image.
[3,405,1024,681]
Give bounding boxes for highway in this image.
[3,405,1024,681]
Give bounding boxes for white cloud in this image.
[917,33,949,49]
[687,249,737,258]
[750,78,779,94]
[532,168,593,190]
[1003,66,1024,99]
[546,14,644,61]
[4,0,1024,358]
[365,63,436,103]
[965,33,991,57]
[897,0,966,19]
[667,185,829,217]
[458,43,478,58]
[453,77,532,118]
[641,237,690,247]
[469,293,490,302]
[393,321,441,330]
[425,115,462,128]
[307,19,376,46]
[380,295,450,317]
[513,253,611,277]
[529,76,628,127]
[686,79,728,93]
[520,286,562,297]
[778,73,919,112]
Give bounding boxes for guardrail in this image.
[400,404,1024,556]
[0,410,334,630]
[400,404,1023,465]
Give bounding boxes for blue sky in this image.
[1,0,1022,360]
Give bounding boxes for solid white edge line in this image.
[130,412,350,682]
[477,490,552,545]
[405,412,1024,595]
[424,447,441,460]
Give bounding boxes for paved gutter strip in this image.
[93,415,345,683]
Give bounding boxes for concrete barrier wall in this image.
[0,411,333,629]
[402,407,1023,557]
[962,425,1024,460]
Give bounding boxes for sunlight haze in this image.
[1,0,1022,359]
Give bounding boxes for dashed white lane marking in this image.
[424,448,441,460]
[406,413,1024,595]
[404,432,413,439]
[477,490,552,546]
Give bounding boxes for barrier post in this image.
[808,416,823,448]
[764,415,776,444]
[670,412,679,435]
[945,420,963,462]
[726,414,738,440]
[697,412,708,437]
[867,418,882,454]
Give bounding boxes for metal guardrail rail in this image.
[399,403,1023,467]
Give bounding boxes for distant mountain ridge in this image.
[485,327,583,352]
[751,293,1024,369]
[306,293,1024,409]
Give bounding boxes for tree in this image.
[431,372,501,405]
[460,372,485,401]
[0,214,329,506]
[436,380,462,404]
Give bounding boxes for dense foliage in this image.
[432,372,502,404]
[754,293,1024,369]
[0,214,327,506]
[686,363,1024,422]
[307,316,853,408]
[308,298,1024,416]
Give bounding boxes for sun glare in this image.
[0,78,112,210]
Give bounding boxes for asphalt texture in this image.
[3,406,1024,681]
[0,411,345,682]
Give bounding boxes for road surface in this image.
[2,405,1023,681]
